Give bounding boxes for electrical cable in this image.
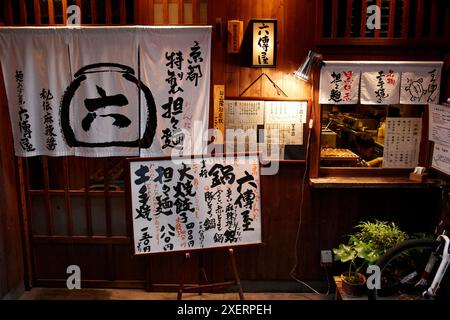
[289,71,330,296]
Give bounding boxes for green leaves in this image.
[333,220,409,272]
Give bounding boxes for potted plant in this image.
[333,220,408,296]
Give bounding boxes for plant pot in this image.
[341,272,367,296]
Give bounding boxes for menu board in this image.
[224,100,308,160]
[128,154,262,255]
[429,104,450,147]
[432,144,450,176]
[383,118,422,168]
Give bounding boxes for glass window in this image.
[320,104,425,168]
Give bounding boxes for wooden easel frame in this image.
[177,248,244,300]
[125,153,262,297]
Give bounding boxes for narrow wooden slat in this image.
[192,0,199,24]
[63,158,73,236]
[62,0,68,24]
[388,0,396,37]
[119,0,126,24]
[105,0,112,24]
[415,0,423,38]
[84,159,93,236]
[17,158,33,289]
[103,159,112,237]
[401,0,410,38]
[374,0,382,38]
[75,0,82,24]
[345,0,353,37]
[148,0,155,25]
[34,0,42,25]
[360,0,367,37]
[32,235,130,245]
[446,0,450,41]
[19,0,27,25]
[48,0,55,25]
[429,0,438,38]
[178,0,184,24]
[163,0,169,24]
[315,0,324,43]
[42,157,54,236]
[330,0,339,37]
[91,0,97,24]
[4,0,13,25]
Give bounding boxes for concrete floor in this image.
[20,287,333,300]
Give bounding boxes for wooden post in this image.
[176,248,245,300]
[177,252,190,300]
[228,248,244,300]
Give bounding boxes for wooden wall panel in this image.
[0,0,447,293]
[0,70,24,299]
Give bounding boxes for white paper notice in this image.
[429,103,450,147]
[383,118,422,168]
[264,101,307,146]
[225,100,264,126]
[432,144,450,176]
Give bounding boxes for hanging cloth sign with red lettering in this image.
[360,69,400,105]
[318,66,361,104]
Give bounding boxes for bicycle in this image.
[368,222,450,300]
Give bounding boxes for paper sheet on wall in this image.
[224,100,264,153]
[429,103,450,147]
[383,117,422,168]
[432,143,450,176]
[264,101,306,146]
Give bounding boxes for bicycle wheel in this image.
[368,239,440,300]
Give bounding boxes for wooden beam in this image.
[34,0,42,25]
[192,0,199,25]
[415,0,424,38]
[48,0,55,25]
[84,159,93,237]
[62,0,68,25]
[163,0,169,24]
[388,0,396,38]
[360,0,367,37]
[429,0,438,38]
[19,0,27,25]
[42,157,54,236]
[374,0,382,38]
[103,160,112,237]
[331,0,339,37]
[63,158,73,236]
[32,235,130,245]
[105,0,112,24]
[119,0,126,24]
[4,0,13,25]
[402,0,410,38]
[178,0,184,24]
[345,0,353,38]
[90,0,97,24]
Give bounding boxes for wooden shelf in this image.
[310,177,441,189]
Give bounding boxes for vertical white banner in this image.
[67,27,140,157]
[139,27,211,158]
[0,28,72,156]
